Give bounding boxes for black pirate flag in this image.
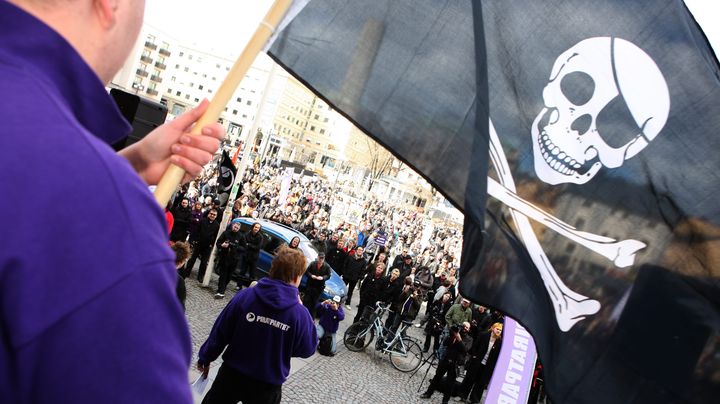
[217,150,236,209]
[270,1,720,402]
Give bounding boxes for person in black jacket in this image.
[381,268,403,305]
[421,324,469,404]
[353,262,388,323]
[240,222,264,282]
[170,197,192,242]
[302,253,332,317]
[184,208,220,282]
[423,291,453,353]
[325,239,347,277]
[214,221,246,299]
[341,246,367,308]
[456,322,504,403]
[391,254,414,280]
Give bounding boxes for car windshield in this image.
[300,241,317,261]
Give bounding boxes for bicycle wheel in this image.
[389,338,423,372]
[343,322,375,352]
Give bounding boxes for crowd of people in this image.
[163,157,507,403]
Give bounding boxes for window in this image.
[185,94,190,99]
[246,100,252,106]
[198,85,203,90]
[212,77,217,81]
[324,118,329,123]
[170,76,176,82]
[189,83,194,87]
[261,233,284,255]
[179,51,184,57]
[195,98,200,102]
[236,97,242,102]
[176,91,181,96]
[310,126,316,131]
[233,110,238,115]
[216,64,221,68]
[202,74,207,78]
[188,54,193,60]
[175,64,180,68]
[320,129,325,135]
[314,114,320,119]
[167,88,172,93]
[184,67,189,72]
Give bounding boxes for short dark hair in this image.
[270,246,307,283]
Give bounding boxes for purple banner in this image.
[485,318,537,404]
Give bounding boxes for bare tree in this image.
[365,138,395,191]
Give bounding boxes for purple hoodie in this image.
[0,2,191,403]
[199,278,318,385]
[315,302,345,334]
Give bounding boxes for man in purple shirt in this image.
[0,0,225,402]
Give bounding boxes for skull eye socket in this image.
[560,71,595,106]
[596,96,642,148]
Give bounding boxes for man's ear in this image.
[93,0,117,29]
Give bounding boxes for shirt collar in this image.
[0,1,131,144]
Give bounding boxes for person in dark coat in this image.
[302,253,332,317]
[381,268,403,305]
[311,231,328,255]
[241,222,264,281]
[341,246,367,307]
[385,277,423,338]
[187,201,204,244]
[214,221,246,299]
[391,254,414,279]
[170,241,192,311]
[420,324,469,404]
[353,262,388,323]
[325,239,347,277]
[184,209,220,282]
[170,197,192,242]
[456,322,504,403]
[423,291,453,353]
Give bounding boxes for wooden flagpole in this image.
[153,0,293,207]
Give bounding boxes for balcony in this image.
[146,88,159,96]
[154,61,167,70]
[140,55,153,63]
[135,69,148,78]
[159,48,171,57]
[144,41,157,50]
[150,75,163,83]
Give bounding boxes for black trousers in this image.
[202,364,281,404]
[186,244,212,281]
[458,356,488,402]
[241,256,258,279]
[425,358,458,403]
[302,287,323,317]
[216,257,238,294]
[343,278,358,304]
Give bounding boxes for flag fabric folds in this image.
[270,1,720,403]
[217,150,237,209]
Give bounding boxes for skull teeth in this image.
[538,131,583,176]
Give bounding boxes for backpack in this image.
[317,334,333,356]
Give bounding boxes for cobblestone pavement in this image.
[184,271,458,404]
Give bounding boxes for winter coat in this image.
[244,230,264,259]
[342,255,367,282]
[305,260,331,290]
[315,302,345,334]
[197,218,221,250]
[358,272,387,305]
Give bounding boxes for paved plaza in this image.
[184,273,456,404]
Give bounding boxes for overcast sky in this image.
[144,0,719,58]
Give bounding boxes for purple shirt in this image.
[0,2,192,403]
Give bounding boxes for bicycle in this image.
[343,302,424,372]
